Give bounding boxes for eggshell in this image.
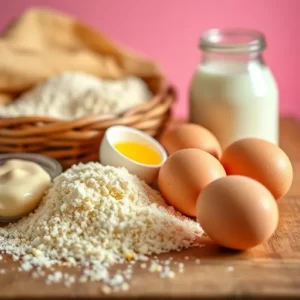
[197,175,279,250]
[160,123,222,159]
[158,148,226,216]
[221,138,293,200]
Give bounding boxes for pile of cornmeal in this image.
[0,162,203,293]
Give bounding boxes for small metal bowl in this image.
[0,153,62,180]
[0,153,62,222]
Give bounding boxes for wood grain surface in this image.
[1,117,300,299]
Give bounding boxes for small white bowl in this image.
[100,125,167,183]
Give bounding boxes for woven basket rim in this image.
[0,83,176,169]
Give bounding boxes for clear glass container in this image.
[189,29,279,149]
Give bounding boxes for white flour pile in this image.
[0,72,152,120]
[0,162,203,291]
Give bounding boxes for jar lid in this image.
[0,153,62,180]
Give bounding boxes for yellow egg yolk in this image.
[114,142,162,165]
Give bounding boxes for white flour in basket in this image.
[0,162,203,292]
[0,72,152,120]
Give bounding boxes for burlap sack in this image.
[0,8,162,104]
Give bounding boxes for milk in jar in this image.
[189,29,279,149]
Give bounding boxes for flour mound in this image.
[0,163,203,285]
[0,72,152,119]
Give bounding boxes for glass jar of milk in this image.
[189,29,279,148]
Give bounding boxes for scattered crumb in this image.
[12,255,19,261]
[79,276,88,283]
[125,253,135,261]
[149,262,163,273]
[160,270,175,279]
[138,255,149,262]
[102,285,112,295]
[31,248,43,257]
[121,283,129,291]
[178,262,185,273]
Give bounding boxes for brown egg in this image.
[221,138,293,200]
[160,123,222,159]
[197,175,279,250]
[158,148,226,216]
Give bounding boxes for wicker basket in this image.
[0,77,175,169]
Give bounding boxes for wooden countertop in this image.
[1,117,300,299]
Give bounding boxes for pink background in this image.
[1,0,299,118]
